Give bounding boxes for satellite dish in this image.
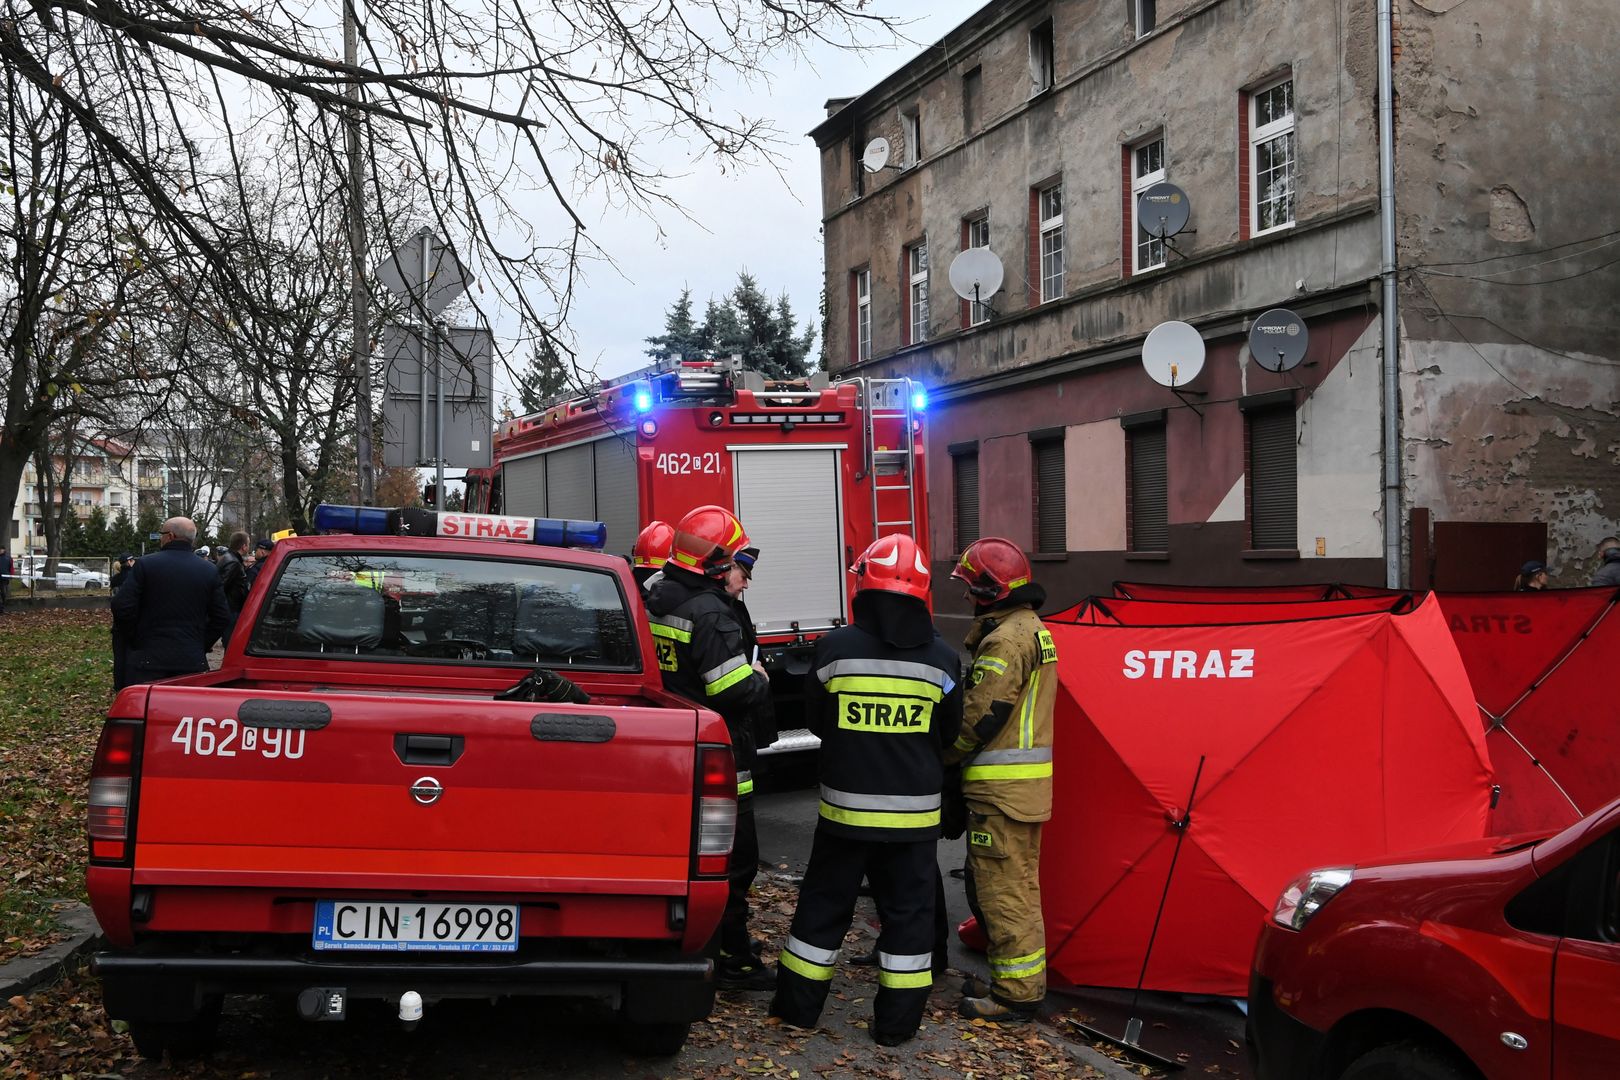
[1142,320,1206,388]
[861,137,891,173]
[1136,182,1192,239]
[1248,308,1310,372]
[948,247,1006,303]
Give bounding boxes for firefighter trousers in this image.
[963,801,1045,1005]
[720,794,760,961]
[771,830,937,1042]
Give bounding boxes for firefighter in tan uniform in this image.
[945,537,1057,1022]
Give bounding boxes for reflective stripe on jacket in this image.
[949,605,1057,822]
[804,623,962,841]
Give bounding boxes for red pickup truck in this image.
[85,507,736,1059]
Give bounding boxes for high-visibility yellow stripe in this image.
[953,735,976,753]
[736,777,754,797]
[879,969,933,989]
[779,950,834,981]
[818,801,940,830]
[962,762,1054,782]
[648,622,692,642]
[974,656,1008,675]
[706,663,753,696]
[1020,669,1040,749]
[824,676,942,701]
[990,947,1046,978]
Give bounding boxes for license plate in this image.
[312,901,519,952]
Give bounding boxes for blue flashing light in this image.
[533,518,608,550]
[631,382,655,413]
[911,386,929,412]
[313,504,393,535]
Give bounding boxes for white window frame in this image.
[902,109,921,168]
[1039,183,1065,303]
[1029,20,1055,96]
[908,242,929,344]
[1250,77,1296,236]
[1131,135,1167,273]
[855,268,872,362]
[966,215,991,326]
[1134,0,1156,37]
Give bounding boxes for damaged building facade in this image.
[812,0,1619,613]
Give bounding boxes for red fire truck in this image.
[465,357,930,759]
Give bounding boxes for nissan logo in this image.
[410,776,444,805]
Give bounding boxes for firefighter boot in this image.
[718,948,775,991]
[959,994,1037,1024]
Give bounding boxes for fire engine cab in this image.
[465,357,930,758]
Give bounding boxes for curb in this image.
[0,903,103,1000]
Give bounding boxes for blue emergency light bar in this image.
[312,504,608,550]
[911,385,928,412]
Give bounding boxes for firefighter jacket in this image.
[803,621,963,842]
[947,604,1057,822]
[645,566,770,776]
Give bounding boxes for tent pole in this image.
[1064,755,1205,1072]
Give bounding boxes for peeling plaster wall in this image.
[1395,0,1620,577]
[1293,318,1384,559]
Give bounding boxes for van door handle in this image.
[394,733,464,766]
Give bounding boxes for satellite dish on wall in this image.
[948,247,1005,304]
[1248,308,1310,372]
[861,138,891,173]
[1136,182,1192,238]
[1142,320,1206,388]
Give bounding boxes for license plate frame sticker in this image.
[313,901,519,952]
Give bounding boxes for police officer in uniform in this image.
[946,537,1057,1023]
[645,505,774,990]
[771,534,962,1046]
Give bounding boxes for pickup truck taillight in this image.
[693,743,737,878]
[87,720,142,864]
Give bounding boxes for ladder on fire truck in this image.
[859,378,921,545]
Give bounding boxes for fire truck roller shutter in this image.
[501,454,547,518]
[593,436,640,558]
[733,448,847,635]
[546,442,595,521]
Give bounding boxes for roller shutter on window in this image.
[1033,438,1066,554]
[1249,406,1297,550]
[592,436,639,557]
[1129,426,1168,551]
[501,455,547,518]
[545,443,595,521]
[954,452,980,552]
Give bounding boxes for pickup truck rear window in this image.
[248,552,638,669]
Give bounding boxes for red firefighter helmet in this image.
[669,505,750,577]
[851,534,931,603]
[631,520,675,570]
[950,537,1031,604]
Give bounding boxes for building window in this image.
[1250,77,1296,235]
[1032,434,1066,555]
[962,66,982,134]
[1038,182,1065,302]
[1131,136,1167,273]
[1127,423,1168,551]
[966,214,991,326]
[853,268,872,363]
[1133,0,1156,37]
[952,448,980,553]
[902,108,921,167]
[907,243,929,345]
[1029,19,1055,96]
[1247,403,1297,549]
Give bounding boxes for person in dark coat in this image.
[217,531,251,614]
[1593,538,1620,589]
[244,538,274,587]
[109,553,137,689]
[111,517,231,690]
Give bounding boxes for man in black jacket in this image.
[645,505,774,991]
[771,533,962,1046]
[111,517,231,690]
[217,532,251,616]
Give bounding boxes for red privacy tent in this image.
[1436,588,1620,834]
[1070,594,1414,625]
[1112,581,1408,602]
[1041,594,1492,996]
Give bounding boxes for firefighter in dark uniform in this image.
[645,505,775,991]
[770,534,962,1046]
[630,520,674,595]
[728,545,779,758]
[946,537,1057,1023]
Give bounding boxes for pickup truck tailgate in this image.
[133,686,700,894]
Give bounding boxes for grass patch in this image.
[0,609,114,962]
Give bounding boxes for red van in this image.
[1249,796,1620,1079]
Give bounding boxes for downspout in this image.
[1378,0,1402,588]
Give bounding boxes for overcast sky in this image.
[547,0,983,393]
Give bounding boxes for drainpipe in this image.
[1378,0,1402,588]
